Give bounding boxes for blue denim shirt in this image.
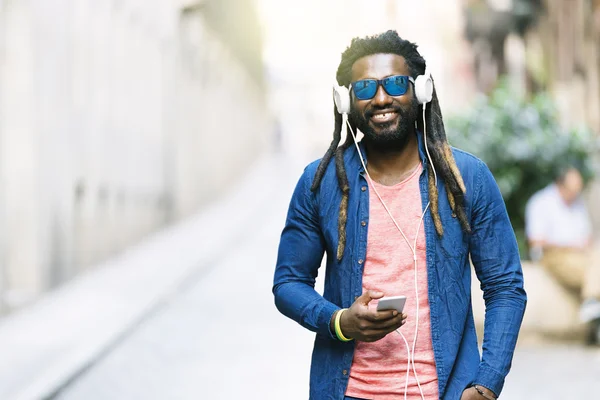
[273,136,526,399]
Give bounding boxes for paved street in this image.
[54,155,600,400]
[502,344,600,399]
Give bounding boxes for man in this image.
[273,31,526,400]
[525,166,600,342]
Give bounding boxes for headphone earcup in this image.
[333,85,351,114]
[414,74,433,104]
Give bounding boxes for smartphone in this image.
[376,295,407,314]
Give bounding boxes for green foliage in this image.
[446,81,599,257]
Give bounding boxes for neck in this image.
[364,134,421,186]
[556,185,576,206]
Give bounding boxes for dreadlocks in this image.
[311,30,471,261]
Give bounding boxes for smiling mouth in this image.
[370,111,398,124]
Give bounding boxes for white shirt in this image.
[525,183,591,247]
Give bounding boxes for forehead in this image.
[351,53,409,81]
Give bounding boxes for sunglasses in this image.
[350,75,415,100]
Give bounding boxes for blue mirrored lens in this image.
[383,75,409,96]
[351,75,410,100]
[352,80,377,100]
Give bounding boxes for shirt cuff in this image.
[320,302,341,340]
[473,364,505,397]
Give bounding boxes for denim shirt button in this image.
[358,259,364,265]
[361,186,366,192]
[361,221,366,227]
[342,370,348,375]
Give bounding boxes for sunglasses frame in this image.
[350,75,415,100]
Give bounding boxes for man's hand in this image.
[338,290,406,342]
[461,386,497,400]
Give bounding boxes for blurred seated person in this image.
[525,166,600,336]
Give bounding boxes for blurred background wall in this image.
[0,0,270,313]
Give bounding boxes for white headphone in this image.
[333,70,433,115]
[414,69,434,105]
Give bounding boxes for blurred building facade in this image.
[465,0,600,133]
[0,0,270,313]
[528,0,600,133]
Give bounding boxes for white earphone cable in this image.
[345,115,427,400]
[409,103,436,398]
[399,330,411,400]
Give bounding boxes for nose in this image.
[371,84,393,107]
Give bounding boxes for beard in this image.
[350,98,419,152]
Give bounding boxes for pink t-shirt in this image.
[345,164,439,400]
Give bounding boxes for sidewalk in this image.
[0,153,305,400]
[56,153,315,400]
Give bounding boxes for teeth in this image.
[373,113,393,119]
